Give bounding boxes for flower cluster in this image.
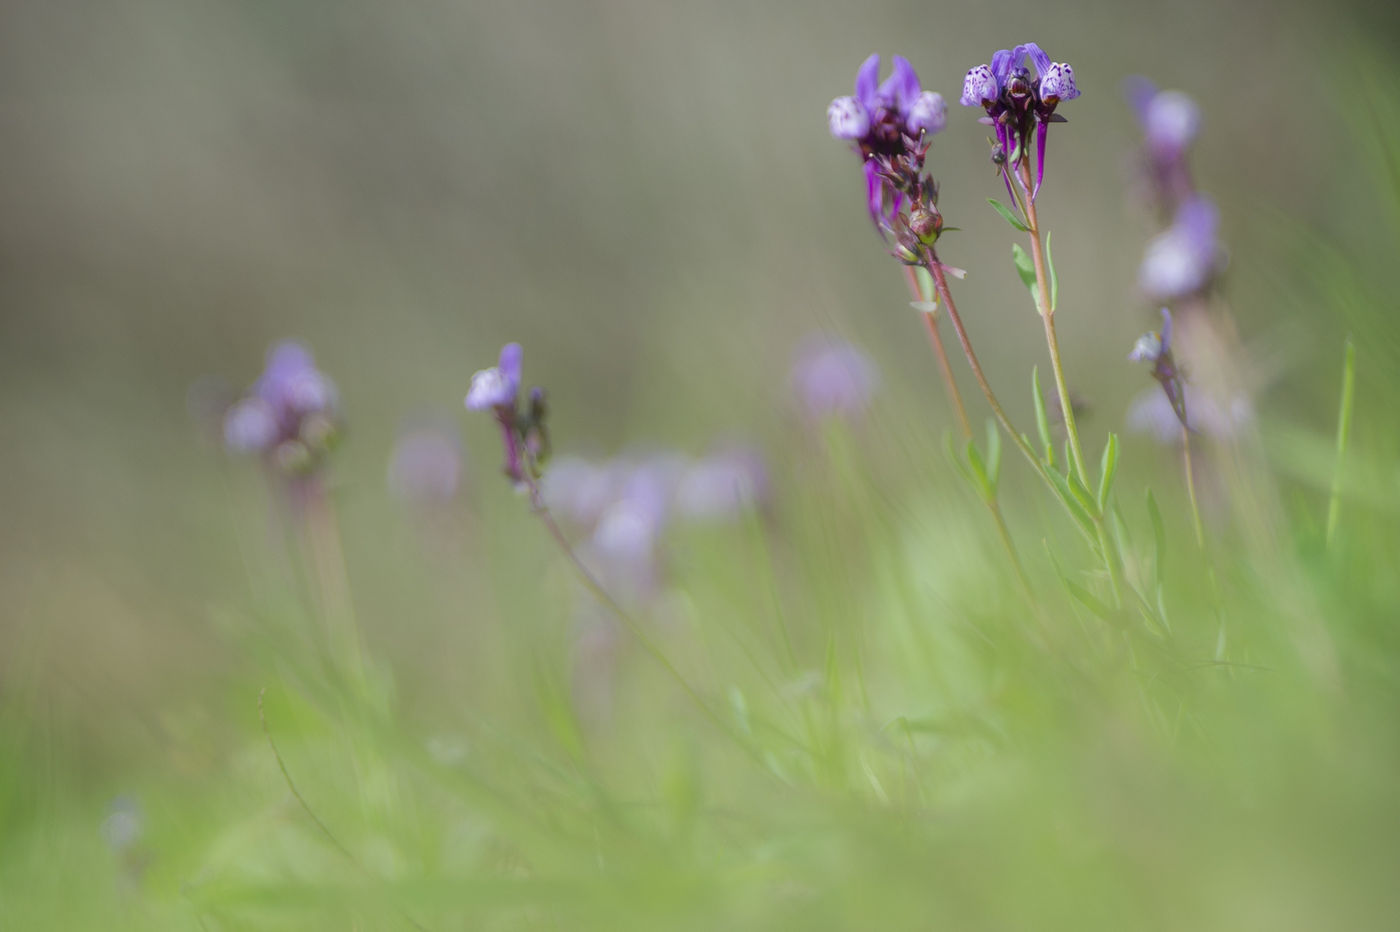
[465,343,549,488]
[223,341,341,475]
[960,42,1080,197]
[828,54,947,232]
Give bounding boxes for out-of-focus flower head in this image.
[674,446,769,520]
[828,54,947,231]
[387,421,463,505]
[960,42,1080,198]
[1129,307,1190,431]
[790,337,880,422]
[1125,77,1201,213]
[223,340,341,475]
[1128,384,1253,445]
[1139,195,1222,303]
[464,343,549,488]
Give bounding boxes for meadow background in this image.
[3,0,1400,928]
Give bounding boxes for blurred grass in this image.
[4,1,1400,929]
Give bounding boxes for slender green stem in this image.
[1019,160,1090,484]
[1182,426,1207,551]
[904,265,1034,602]
[924,252,1042,475]
[1326,339,1356,548]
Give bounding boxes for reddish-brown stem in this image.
[904,266,973,439]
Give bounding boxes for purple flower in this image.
[223,340,340,472]
[790,337,880,421]
[387,422,463,505]
[828,54,947,228]
[465,342,522,412]
[465,343,551,488]
[960,42,1080,197]
[1129,308,1188,431]
[1126,77,1201,211]
[1139,195,1221,302]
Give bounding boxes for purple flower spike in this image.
[827,54,946,231]
[961,42,1080,197]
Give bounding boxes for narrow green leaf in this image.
[1031,367,1054,466]
[965,440,993,501]
[942,430,974,485]
[987,198,1031,232]
[984,420,1002,495]
[1011,243,1040,306]
[1325,337,1356,547]
[1066,468,1100,519]
[1043,541,1115,622]
[1097,432,1120,512]
[1045,230,1059,312]
[1045,468,1098,544]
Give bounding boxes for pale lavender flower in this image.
[1139,195,1221,302]
[387,423,463,505]
[791,337,880,421]
[960,42,1080,196]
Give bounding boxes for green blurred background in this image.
[3,0,1400,926]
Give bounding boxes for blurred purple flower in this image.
[1139,195,1221,302]
[387,423,463,505]
[223,340,340,473]
[828,54,946,228]
[465,342,548,488]
[791,338,879,421]
[674,446,768,520]
[1129,308,1189,431]
[1126,77,1201,212]
[960,42,1079,197]
[1128,384,1253,444]
[465,343,522,413]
